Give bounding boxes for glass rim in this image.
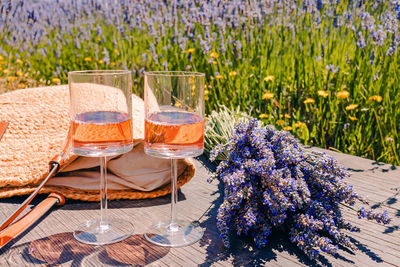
[144,71,205,77]
[68,70,131,76]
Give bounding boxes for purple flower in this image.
[326,64,339,73]
[210,119,391,260]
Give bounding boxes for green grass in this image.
[1,1,399,165]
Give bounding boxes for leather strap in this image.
[0,122,67,248]
[50,128,72,171]
[0,128,71,232]
[0,193,65,249]
[0,121,8,141]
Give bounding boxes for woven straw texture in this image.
[0,85,195,201]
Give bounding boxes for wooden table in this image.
[0,149,399,266]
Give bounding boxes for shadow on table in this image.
[347,161,397,173]
[195,156,385,267]
[368,186,400,234]
[3,232,169,266]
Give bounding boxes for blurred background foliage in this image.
[0,0,399,164]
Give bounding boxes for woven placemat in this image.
[0,85,195,201]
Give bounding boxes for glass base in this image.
[74,218,133,246]
[73,143,133,157]
[144,147,203,159]
[144,220,203,247]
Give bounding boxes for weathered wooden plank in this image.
[0,151,398,266]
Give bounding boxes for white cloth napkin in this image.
[46,142,187,191]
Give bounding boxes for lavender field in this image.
[0,0,399,165]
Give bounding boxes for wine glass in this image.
[68,70,134,245]
[143,71,205,247]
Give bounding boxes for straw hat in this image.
[0,85,195,201]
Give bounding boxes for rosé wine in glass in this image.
[143,71,205,247]
[144,111,204,158]
[72,111,133,157]
[69,70,134,246]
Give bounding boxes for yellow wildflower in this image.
[210,52,219,58]
[284,113,291,119]
[0,61,7,64]
[186,48,195,54]
[368,95,383,103]
[337,90,350,99]
[215,74,223,79]
[7,76,17,82]
[276,119,285,125]
[303,98,315,104]
[0,55,3,60]
[204,89,210,95]
[259,113,268,119]
[3,69,9,74]
[317,90,329,98]
[294,121,306,128]
[262,92,274,99]
[18,83,26,89]
[110,62,116,66]
[345,104,358,111]
[212,60,217,65]
[174,101,182,107]
[229,71,237,76]
[52,78,61,84]
[16,59,23,64]
[284,126,293,131]
[16,71,23,77]
[204,96,209,101]
[84,57,92,62]
[263,75,274,82]
[250,66,256,70]
[98,59,104,64]
[114,49,119,54]
[349,116,358,121]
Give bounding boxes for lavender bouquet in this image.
[208,117,391,260]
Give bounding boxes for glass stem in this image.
[170,158,179,231]
[100,156,108,225]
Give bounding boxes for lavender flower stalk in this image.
[209,119,391,260]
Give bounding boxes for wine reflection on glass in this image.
[68,70,134,245]
[144,71,205,247]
